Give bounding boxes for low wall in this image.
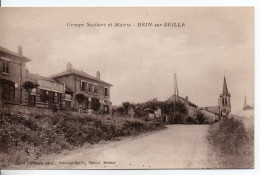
[1,103,54,115]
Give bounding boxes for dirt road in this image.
[21,125,219,169]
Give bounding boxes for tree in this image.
[75,93,85,105]
[22,81,39,105]
[197,112,206,124]
[122,102,130,114]
[91,98,101,111]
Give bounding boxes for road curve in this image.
[19,125,219,169]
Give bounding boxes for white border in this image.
[1,1,259,175]
[0,0,255,7]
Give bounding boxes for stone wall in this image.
[1,103,54,115]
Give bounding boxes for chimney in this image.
[185,96,188,103]
[66,62,73,72]
[18,45,23,56]
[96,71,100,79]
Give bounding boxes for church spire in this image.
[222,76,229,95]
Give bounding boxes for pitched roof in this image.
[26,72,64,93]
[0,45,31,62]
[198,106,220,115]
[167,94,198,107]
[50,68,113,86]
[222,76,229,95]
[26,73,63,85]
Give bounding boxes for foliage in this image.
[207,118,253,168]
[91,98,101,111]
[122,102,130,110]
[172,112,185,124]
[114,99,187,121]
[115,106,125,115]
[22,81,38,94]
[75,93,85,105]
[186,116,197,124]
[0,110,165,168]
[196,112,206,124]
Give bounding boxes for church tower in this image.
[219,76,231,115]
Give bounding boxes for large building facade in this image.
[0,45,112,113]
[0,45,30,106]
[50,63,112,113]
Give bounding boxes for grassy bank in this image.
[207,117,254,168]
[0,111,165,168]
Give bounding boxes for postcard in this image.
[0,7,254,169]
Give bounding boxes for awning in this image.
[0,57,11,62]
[0,78,15,85]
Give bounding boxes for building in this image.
[219,76,231,115]
[197,106,220,123]
[243,95,254,110]
[25,72,65,108]
[200,76,231,120]
[0,45,31,106]
[1,45,113,114]
[167,95,198,117]
[50,63,113,113]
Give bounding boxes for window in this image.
[94,85,98,95]
[2,82,15,100]
[87,83,93,93]
[104,105,109,114]
[105,87,109,97]
[2,60,10,74]
[81,81,87,91]
[39,90,48,102]
[28,95,36,107]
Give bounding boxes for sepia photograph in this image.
[0,7,254,169]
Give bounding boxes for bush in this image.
[91,98,101,111]
[172,113,185,124]
[185,116,196,124]
[75,93,86,105]
[207,118,253,168]
[196,112,206,124]
[0,110,165,168]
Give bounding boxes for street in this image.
[21,125,219,169]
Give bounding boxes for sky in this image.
[0,7,254,111]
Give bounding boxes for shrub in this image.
[172,113,185,124]
[22,81,38,94]
[91,98,101,111]
[207,118,253,168]
[75,93,86,105]
[0,111,165,168]
[196,112,206,124]
[186,116,196,124]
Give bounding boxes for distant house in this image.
[50,63,113,113]
[0,45,31,105]
[167,95,197,117]
[197,106,220,123]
